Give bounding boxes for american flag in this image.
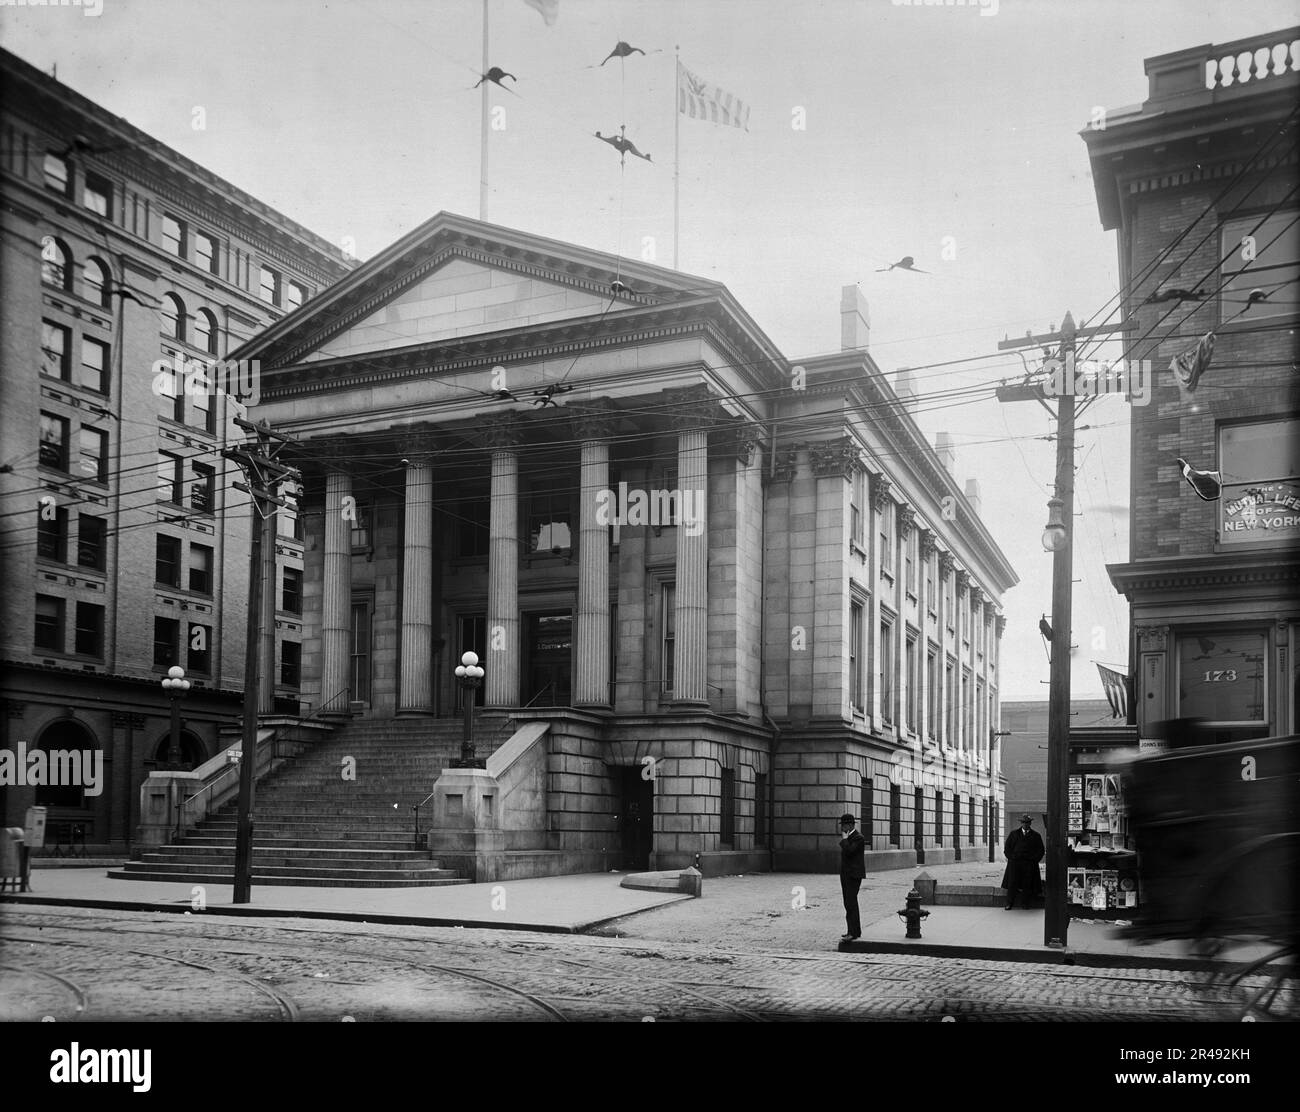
[678,64,750,131]
[1096,663,1131,721]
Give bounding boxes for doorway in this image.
[525,610,572,706]
[617,765,653,871]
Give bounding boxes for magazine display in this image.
[1064,766,1138,914]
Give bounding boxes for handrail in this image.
[523,682,555,708]
[412,789,439,842]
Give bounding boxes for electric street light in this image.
[160,665,191,768]
[1041,496,1068,553]
[452,651,486,769]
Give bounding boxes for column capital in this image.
[478,412,525,450]
[764,447,798,485]
[716,421,762,466]
[919,528,937,558]
[969,586,985,609]
[398,429,440,465]
[871,472,893,510]
[938,549,956,575]
[569,398,619,442]
[808,436,863,479]
[955,568,971,593]
[995,614,1007,638]
[897,504,917,537]
[664,384,720,430]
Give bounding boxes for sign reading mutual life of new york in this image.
[1218,479,1300,545]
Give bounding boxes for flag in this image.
[1170,331,1215,395]
[1096,663,1131,721]
[521,0,558,25]
[678,63,750,130]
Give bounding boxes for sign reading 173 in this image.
[1202,670,1238,682]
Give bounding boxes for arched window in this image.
[193,308,218,355]
[161,293,185,341]
[41,235,72,290]
[33,718,99,810]
[152,729,206,771]
[83,257,111,307]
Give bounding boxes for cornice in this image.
[1108,551,1300,596]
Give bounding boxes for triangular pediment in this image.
[300,254,637,363]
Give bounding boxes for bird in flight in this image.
[475,67,516,88]
[1176,457,1222,501]
[595,131,651,162]
[877,256,928,273]
[601,41,646,65]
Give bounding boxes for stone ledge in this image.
[620,868,701,897]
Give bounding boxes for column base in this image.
[395,707,433,718]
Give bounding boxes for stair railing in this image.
[413,790,438,842]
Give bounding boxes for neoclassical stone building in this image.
[238,212,1016,876]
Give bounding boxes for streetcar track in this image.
[0,964,90,1018]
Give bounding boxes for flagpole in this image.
[480,0,490,221]
[673,46,680,269]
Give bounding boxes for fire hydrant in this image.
[897,887,930,939]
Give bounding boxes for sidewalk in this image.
[2,860,1271,971]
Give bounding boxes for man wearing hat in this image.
[1001,813,1045,910]
[838,812,866,940]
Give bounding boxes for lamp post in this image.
[452,651,486,769]
[160,665,191,768]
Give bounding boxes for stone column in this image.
[938,550,956,745]
[398,453,435,715]
[321,466,353,715]
[919,528,937,740]
[809,437,862,721]
[955,569,971,752]
[571,401,617,707]
[666,386,715,706]
[483,415,523,708]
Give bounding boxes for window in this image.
[157,452,183,503]
[154,616,180,667]
[849,600,865,710]
[37,505,68,562]
[906,631,919,733]
[861,777,873,849]
[905,526,917,596]
[662,581,676,692]
[259,264,281,304]
[850,469,866,547]
[945,658,957,745]
[155,535,181,587]
[74,602,104,657]
[889,783,901,847]
[1218,417,1300,546]
[976,677,987,758]
[191,384,215,434]
[528,493,572,554]
[78,426,107,481]
[195,232,217,275]
[188,623,211,675]
[188,543,213,595]
[720,767,735,846]
[41,320,71,380]
[83,173,111,218]
[1221,211,1298,322]
[41,236,71,290]
[282,567,302,614]
[39,412,69,470]
[1177,629,1268,725]
[161,293,185,341]
[80,337,109,393]
[913,786,924,848]
[83,257,111,306]
[925,545,936,613]
[162,214,186,257]
[77,515,106,570]
[43,153,69,195]
[156,362,184,421]
[457,497,489,557]
[286,280,306,310]
[190,462,214,511]
[962,668,973,751]
[281,639,301,686]
[879,499,894,574]
[944,564,955,629]
[350,601,372,704]
[935,790,943,845]
[926,646,939,739]
[952,793,961,850]
[193,308,218,355]
[35,595,65,652]
[350,502,372,551]
[879,618,894,725]
[279,498,303,541]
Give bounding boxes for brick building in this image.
[1083,29,1300,742]
[235,213,1017,877]
[0,48,353,851]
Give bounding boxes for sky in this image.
[3,0,1296,702]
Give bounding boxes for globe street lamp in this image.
[452,651,486,769]
[160,665,191,769]
[1041,496,1068,553]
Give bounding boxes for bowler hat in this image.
[1020,814,1034,823]
[839,813,855,825]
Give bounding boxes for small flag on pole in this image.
[1170,331,1215,395]
[522,0,558,26]
[1096,663,1131,721]
[678,63,750,130]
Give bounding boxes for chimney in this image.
[965,477,982,517]
[840,284,870,351]
[935,431,957,474]
[895,369,918,411]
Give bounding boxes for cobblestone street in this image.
[0,905,1266,1023]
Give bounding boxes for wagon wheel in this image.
[1189,832,1300,1021]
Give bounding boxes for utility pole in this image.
[222,417,301,905]
[996,311,1132,947]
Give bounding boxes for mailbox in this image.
[25,806,47,850]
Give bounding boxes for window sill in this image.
[849,539,867,559]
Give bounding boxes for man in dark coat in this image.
[839,812,866,940]
[1001,813,1045,909]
